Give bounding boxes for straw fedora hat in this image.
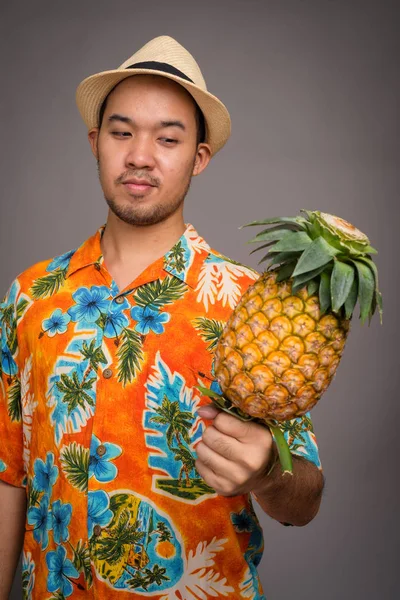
[76,35,231,156]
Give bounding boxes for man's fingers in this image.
[196,440,233,476]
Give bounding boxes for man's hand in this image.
[0,480,26,598]
[196,403,324,526]
[195,404,275,496]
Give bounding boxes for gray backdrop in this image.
[1,0,398,598]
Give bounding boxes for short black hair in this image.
[98,83,206,146]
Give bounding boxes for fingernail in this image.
[197,405,218,418]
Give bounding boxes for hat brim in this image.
[76,68,231,156]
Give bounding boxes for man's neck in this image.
[100,211,186,272]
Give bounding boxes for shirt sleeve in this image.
[280,412,322,469]
[0,281,26,488]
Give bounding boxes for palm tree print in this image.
[172,444,197,487]
[56,341,106,415]
[164,240,186,274]
[280,415,314,451]
[95,509,145,565]
[149,396,193,449]
[126,565,170,590]
[56,372,96,414]
[156,521,172,542]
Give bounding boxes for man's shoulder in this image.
[205,245,260,280]
[2,246,78,304]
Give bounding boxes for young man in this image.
[0,36,324,599]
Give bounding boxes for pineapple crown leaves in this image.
[242,210,382,324]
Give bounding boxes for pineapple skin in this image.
[214,271,350,422]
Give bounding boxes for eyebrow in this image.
[107,114,186,131]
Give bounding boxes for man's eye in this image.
[111,131,131,137]
[160,138,178,144]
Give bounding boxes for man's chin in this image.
[105,199,176,227]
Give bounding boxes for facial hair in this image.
[97,160,194,227]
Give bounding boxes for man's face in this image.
[88,75,210,227]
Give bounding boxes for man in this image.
[0,36,324,599]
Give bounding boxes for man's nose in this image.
[125,135,156,170]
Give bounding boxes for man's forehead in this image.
[108,74,194,103]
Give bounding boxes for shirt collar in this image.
[66,223,211,290]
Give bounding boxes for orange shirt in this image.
[0,224,320,599]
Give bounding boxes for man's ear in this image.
[192,143,212,177]
[88,128,100,159]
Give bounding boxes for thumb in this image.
[197,404,220,420]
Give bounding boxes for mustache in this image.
[115,170,161,187]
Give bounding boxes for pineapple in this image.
[200,210,382,474]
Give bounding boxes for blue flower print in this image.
[33,452,59,495]
[42,309,71,337]
[46,545,79,598]
[51,500,72,544]
[46,249,76,273]
[231,508,254,533]
[87,490,113,538]
[68,286,110,323]
[27,495,52,549]
[1,343,18,376]
[131,305,170,335]
[103,301,129,339]
[0,459,6,472]
[89,435,122,483]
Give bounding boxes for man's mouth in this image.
[122,178,156,193]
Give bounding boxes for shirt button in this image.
[97,444,106,457]
[93,525,102,536]
[115,296,125,304]
[103,368,113,379]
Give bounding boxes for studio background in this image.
[1,1,398,598]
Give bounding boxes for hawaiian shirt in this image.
[0,223,321,599]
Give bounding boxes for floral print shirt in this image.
[0,224,321,599]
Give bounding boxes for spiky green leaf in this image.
[240,217,307,229]
[270,231,313,253]
[16,298,29,321]
[60,443,89,492]
[73,540,93,588]
[292,237,340,277]
[30,269,67,300]
[319,271,331,314]
[276,262,296,282]
[307,279,319,296]
[292,265,326,292]
[196,385,224,400]
[247,228,291,245]
[356,256,383,324]
[352,260,375,324]
[344,278,358,319]
[7,378,21,422]
[331,259,355,312]
[260,251,301,266]
[249,242,278,256]
[117,328,144,386]
[27,484,41,508]
[192,317,224,351]
[134,276,187,309]
[364,245,378,255]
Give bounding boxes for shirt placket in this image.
[85,259,167,588]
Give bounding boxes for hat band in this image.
[126,61,194,84]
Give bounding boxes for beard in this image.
[98,160,194,227]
